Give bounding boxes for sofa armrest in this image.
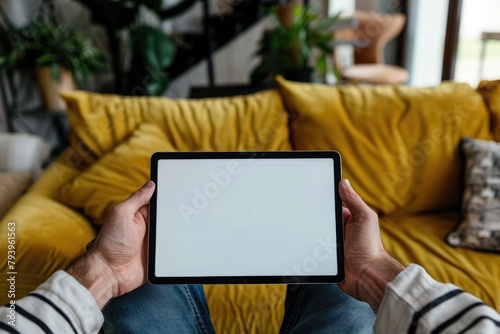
[0,194,96,303]
[0,133,51,179]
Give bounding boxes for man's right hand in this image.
[338,179,405,312]
[67,181,156,309]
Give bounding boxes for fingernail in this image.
[343,179,351,188]
[144,181,153,188]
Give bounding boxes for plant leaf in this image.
[2,21,107,82]
[130,25,176,69]
[251,4,339,82]
[128,24,177,95]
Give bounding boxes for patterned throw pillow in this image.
[448,138,500,252]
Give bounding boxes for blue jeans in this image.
[103,284,375,333]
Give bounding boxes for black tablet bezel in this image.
[148,151,344,284]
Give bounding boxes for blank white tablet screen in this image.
[155,158,338,277]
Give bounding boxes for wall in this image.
[165,18,268,97]
[329,0,355,15]
[403,0,449,86]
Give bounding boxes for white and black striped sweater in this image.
[1,265,499,333]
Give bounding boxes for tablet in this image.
[148,151,344,284]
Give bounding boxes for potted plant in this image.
[251,5,340,83]
[73,0,197,95]
[0,21,107,110]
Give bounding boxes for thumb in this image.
[123,181,156,213]
[338,179,371,216]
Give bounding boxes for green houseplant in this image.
[73,0,197,95]
[0,21,107,110]
[251,5,340,83]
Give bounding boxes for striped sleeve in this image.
[374,264,500,334]
[0,271,103,334]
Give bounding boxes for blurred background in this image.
[1,0,499,143]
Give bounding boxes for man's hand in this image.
[338,179,405,312]
[67,181,155,309]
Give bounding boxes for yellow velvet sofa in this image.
[1,77,499,333]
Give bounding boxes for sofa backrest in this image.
[60,81,497,216]
[60,89,292,168]
[277,77,494,215]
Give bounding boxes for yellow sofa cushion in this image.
[206,284,286,333]
[380,212,499,311]
[58,123,174,225]
[277,77,493,215]
[61,89,292,166]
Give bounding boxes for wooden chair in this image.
[334,11,409,84]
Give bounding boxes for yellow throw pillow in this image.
[58,123,174,225]
[61,89,291,166]
[477,80,500,141]
[277,76,493,215]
